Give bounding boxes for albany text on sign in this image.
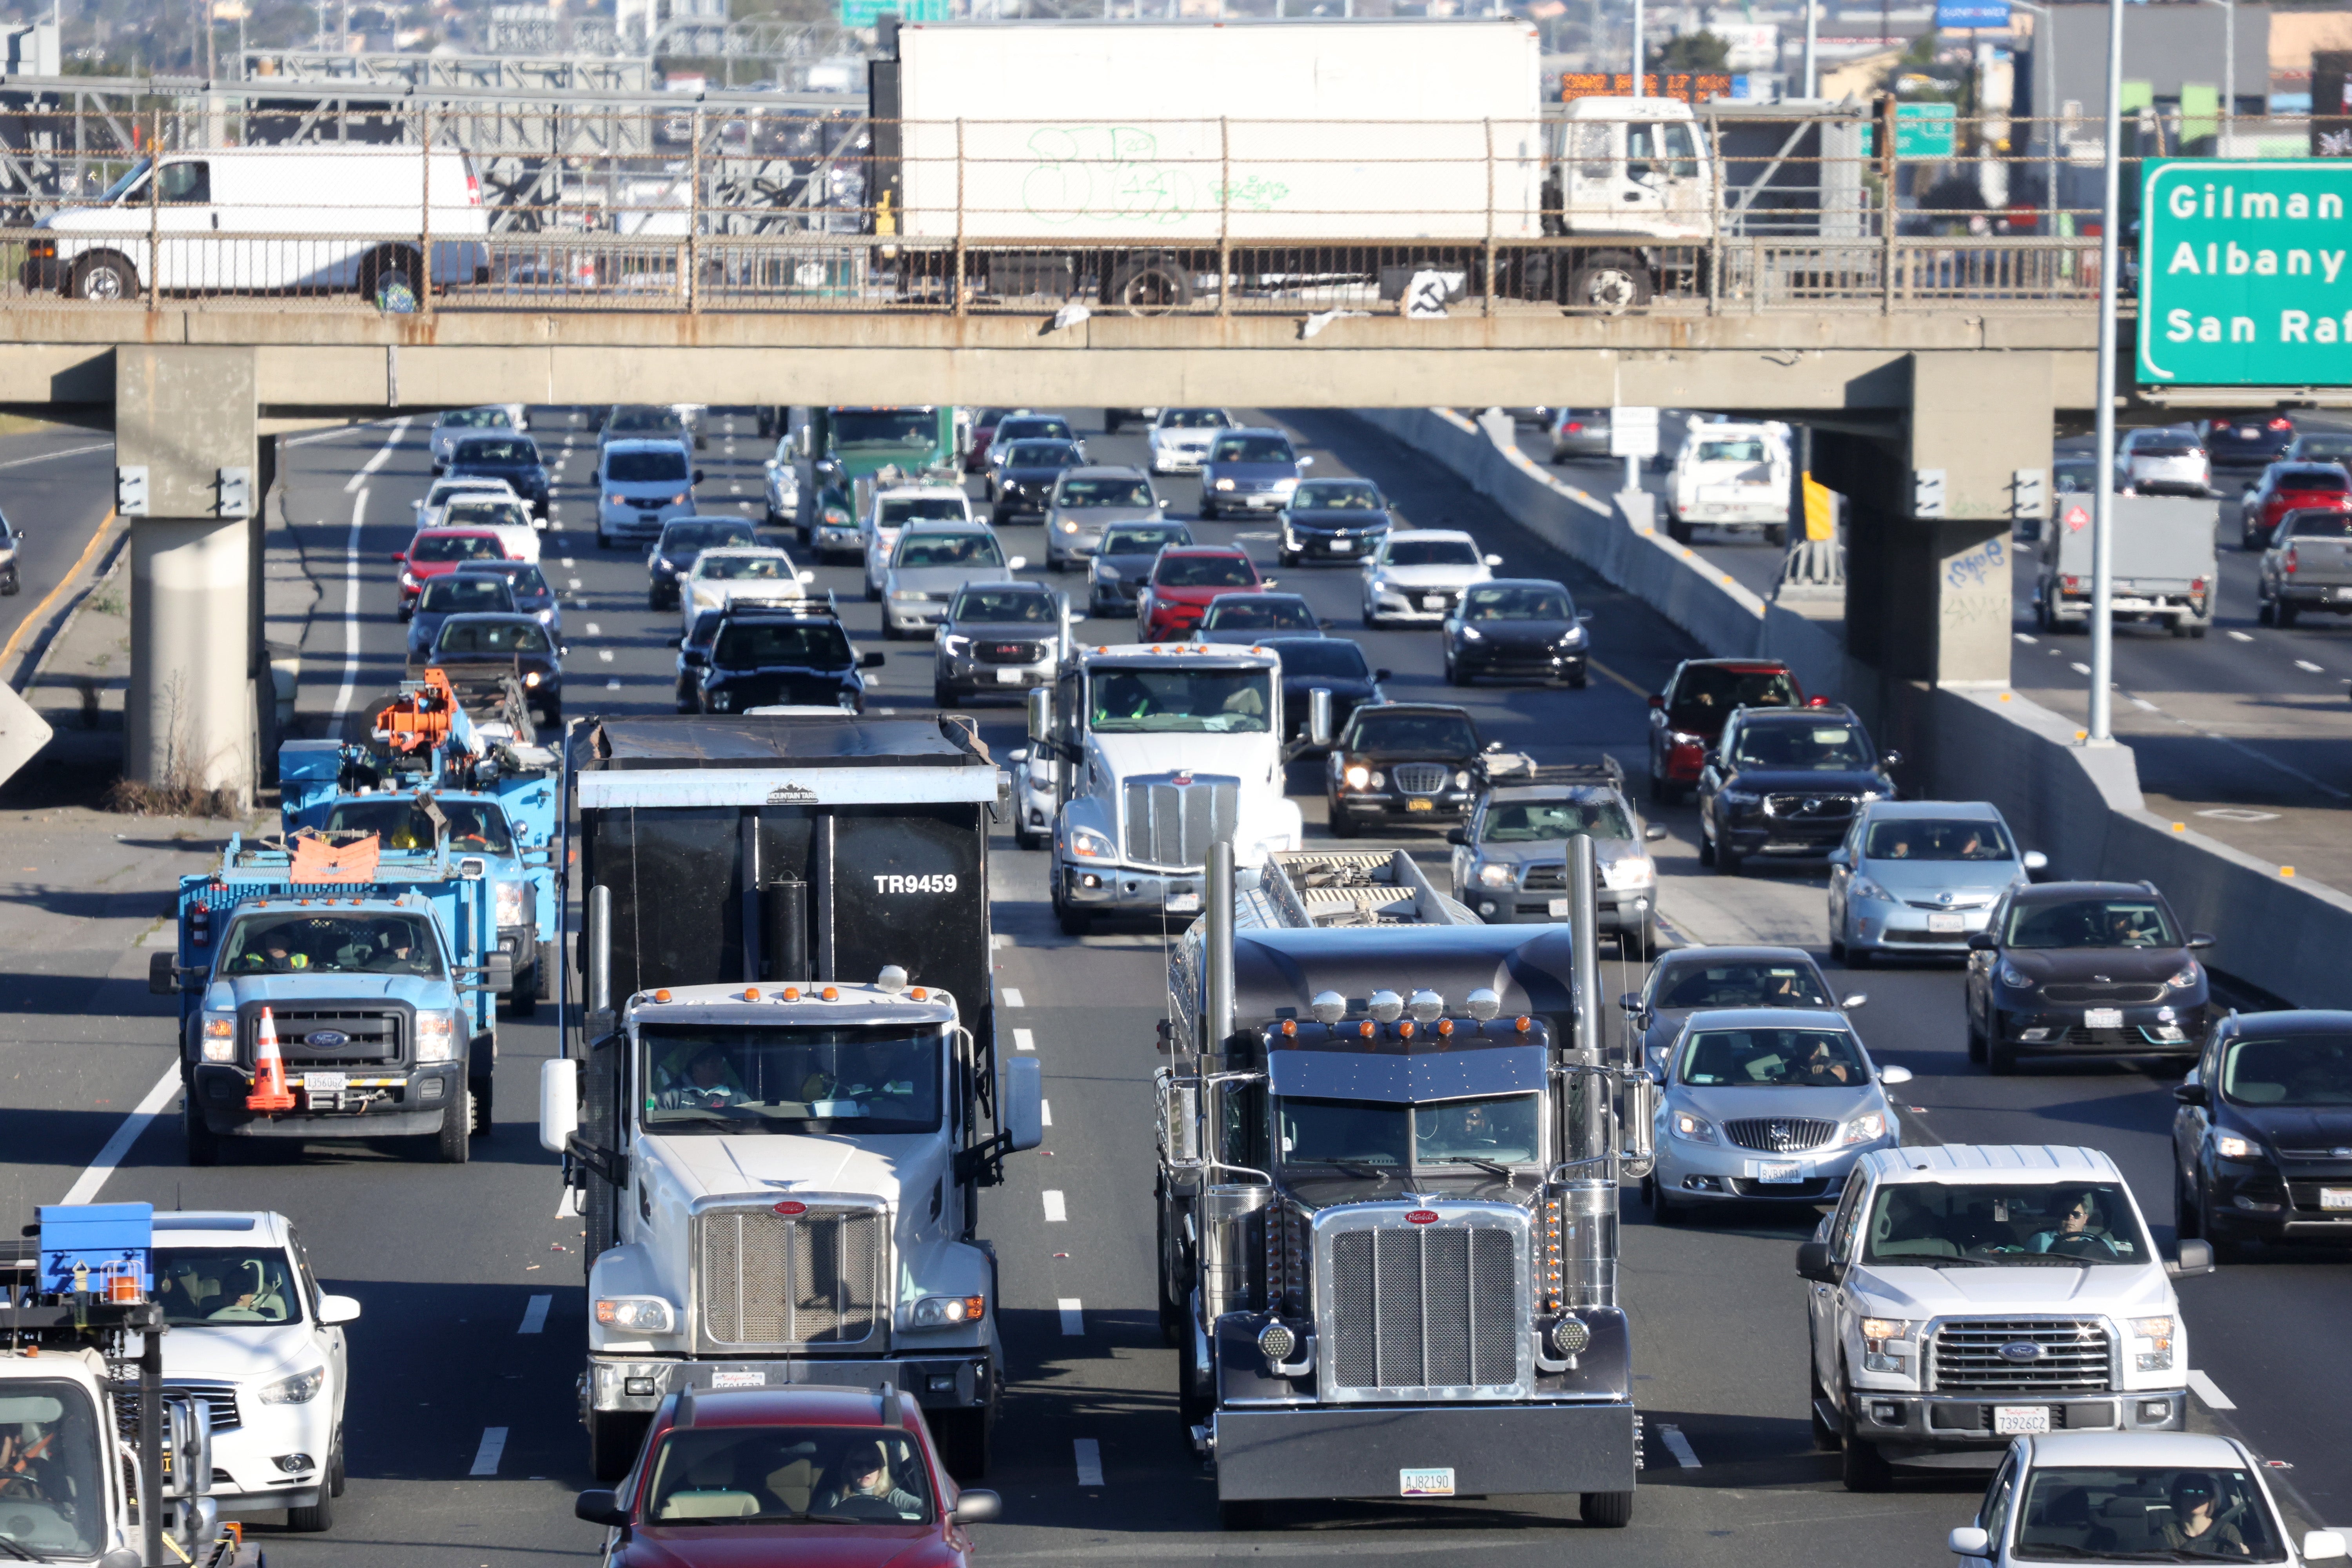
[2139,159,2352,386]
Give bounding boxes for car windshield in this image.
[1679,1027,1866,1087]
[1103,524,1191,555]
[1294,481,1382,509]
[1089,668,1272,733]
[1863,818,2014,860]
[639,1024,942,1134]
[417,577,515,615]
[2011,1466,2283,1563]
[443,501,531,530]
[1204,599,1316,633]
[2053,461,2098,492]
[994,417,1073,444]
[608,450,690,484]
[156,1247,303,1326]
[641,1425,935,1526]
[2133,441,2201,458]
[879,495,968,525]
[222,911,443,977]
[1158,408,1230,429]
[609,407,686,435]
[440,407,509,429]
[1860,1180,2152,1266]
[0,1381,105,1556]
[2221,1034,2352,1106]
[1278,1092,1542,1171]
[2279,466,2348,492]
[1003,441,1080,468]
[454,439,536,465]
[1058,478,1155,507]
[831,408,938,447]
[698,554,793,581]
[1271,641,1369,679]
[1655,962,1831,1010]
[1154,554,1255,588]
[1210,436,1297,464]
[474,564,550,599]
[1481,800,1633,842]
[1347,711,1477,758]
[410,534,506,564]
[323,797,514,854]
[436,619,552,656]
[954,588,1057,623]
[662,521,755,553]
[430,481,508,506]
[714,622,851,666]
[2293,436,2352,461]
[2287,510,2352,538]
[1731,721,1871,771]
[896,533,1002,570]
[1383,537,1480,567]
[2004,898,2179,949]
[1693,438,1770,464]
[1670,664,1798,721]
[1465,586,1571,621]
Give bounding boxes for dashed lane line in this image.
[331,488,368,714]
[2295,659,2325,673]
[1042,1191,1067,1223]
[1003,987,1025,1008]
[1014,1029,1036,1052]
[1058,1299,1084,1336]
[2228,630,2256,642]
[2070,661,2092,675]
[518,1294,552,1335]
[60,1066,181,1205]
[0,440,112,472]
[1041,1100,1053,1127]
[1073,1438,1104,1486]
[469,1427,510,1477]
[2189,1370,2237,1411]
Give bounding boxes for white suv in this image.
[1797,1144,2209,1492]
[154,1210,361,1532]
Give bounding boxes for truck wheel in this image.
[508,973,537,1018]
[1764,523,1788,548]
[437,1091,473,1163]
[1178,1324,1214,1428]
[935,684,958,708]
[183,1097,220,1167]
[2278,599,2301,628]
[472,1074,495,1136]
[1840,1427,1891,1492]
[1105,258,1192,316]
[536,941,555,1001]
[1051,870,1092,936]
[287,1483,335,1533]
[1566,255,1651,315]
[932,1408,992,1481]
[588,1411,649,1484]
[69,251,139,302]
[1664,514,1692,545]
[1580,1491,1634,1528]
[1327,808,1359,838]
[1217,1499,1265,1531]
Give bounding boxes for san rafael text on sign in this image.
[2140,160,2352,386]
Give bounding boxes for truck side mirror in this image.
[1795,1238,1837,1283]
[1307,687,1333,750]
[539,1058,579,1155]
[575,1489,629,1527]
[2169,1238,2216,1277]
[485,951,514,993]
[1004,1054,1044,1153]
[1026,685,1052,744]
[149,951,183,995]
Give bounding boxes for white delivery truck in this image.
[1665,419,1793,545]
[875,20,1713,314]
[22,146,490,310]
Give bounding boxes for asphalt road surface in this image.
[0,419,119,684]
[1,405,2345,1568]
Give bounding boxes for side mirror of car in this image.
[1878,1063,1913,1085]
[2302,1532,2348,1563]
[391,552,407,563]
[1648,693,1665,708]
[2022,849,2049,873]
[559,644,571,658]
[318,1293,363,1326]
[1373,668,1392,682]
[1842,992,1868,1009]
[1297,455,1315,468]
[1617,991,1643,1014]
[2169,1238,2215,1277]
[764,457,778,470]
[1485,740,1503,752]
[1159,497,1172,508]
[1444,826,1466,845]
[2172,1081,2209,1105]
[798,570,815,583]
[1578,610,1594,622]
[1966,932,1998,951]
[950,1489,1003,1525]
[1794,1238,1837,1283]
[860,652,885,668]
[575,1489,629,1527]
[1008,747,1029,764]
[1644,824,1668,842]
[693,470,706,485]
[1948,1526,1990,1558]
[1484,554,1504,567]
[1826,848,1849,867]
[2187,933,2215,949]
[1882,750,1903,768]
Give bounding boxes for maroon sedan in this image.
[1645,657,1816,804]
[1135,546,1265,641]
[575,1386,999,1568]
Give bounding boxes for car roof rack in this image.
[1483,756,1627,790]
[721,591,841,620]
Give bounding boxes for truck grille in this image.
[242,1006,404,1065]
[694,1203,887,1350]
[2042,984,2165,1005]
[1122,774,1240,869]
[1391,763,1448,797]
[1762,794,1857,822]
[1520,864,1566,891]
[1723,1117,1839,1152]
[1315,1209,1531,1400]
[976,639,1046,665]
[1931,1319,2112,1394]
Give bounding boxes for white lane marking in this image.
[1014,1029,1036,1052]
[332,487,368,714]
[1058,1298,1084,1336]
[561,557,576,569]
[1042,1190,1067,1222]
[469,1427,510,1476]
[1656,1424,1702,1468]
[598,649,615,662]
[2296,659,2325,673]
[2070,661,2093,675]
[557,1187,580,1218]
[2131,697,2160,712]
[60,1066,181,1205]
[518,1294,552,1335]
[992,933,1011,949]
[344,417,408,493]
[2228,630,2256,642]
[585,621,603,635]
[2189,1370,2237,1410]
[568,577,584,590]
[1073,1437,1103,1486]
[1040,1099,1053,1127]
[1003,987,1025,1008]
[0,440,113,472]
[2014,632,2038,644]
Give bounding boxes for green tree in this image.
[1651,31,1730,71]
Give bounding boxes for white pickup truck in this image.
[1665,420,1792,545]
[1797,1143,2209,1493]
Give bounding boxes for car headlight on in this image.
[606,492,626,506]
[941,634,971,655]
[668,492,689,506]
[399,571,417,590]
[1214,478,1236,491]
[1860,1317,1913,1372]
[891,589,929,602]
[2129,1314,2176,1372]
[1561,626,1587,646]
[494,880,526,926]
[1461,625,1483,641]
[414,1010,460,1063]
[1997,960,2031,989]
[1474,862,1515,889]
[1849,877,1892,903]
[1068,827,1116,860]
[652,556,673,574]
[907,1294,988,1329]
[2215,1133,2260,1161]
[524,671,541,688]
[824,508,851,528]
[594,1297,677,1334]
[259,1366,326,1406]
[201,1014,236,1063]
[1058,518,1079,534]
[536,608,554,624]
[2168,961,2201,989]
[1602,857,1655,891]
[1842,1111,1887,1144]
[1343,764,1371,789]
[1670,1110,1716,1144]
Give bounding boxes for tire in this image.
[2189,623,2208,639]
[69,251,138,303]
[1840,1426,1891,1493]
[936,682,961,708]
[1278,551,1297,569]
[287,1483,335,1534]
[360,247,423,313]
[1966,1008,1989,1065]
[932,1408,993,1481]
[1218,1499,1264,1531]
[1106,257,1193,315]
[2278,599,2301,628]
[1650,1180,1682,1225]
[1697,826,1716,867]
[1764,523,1788,547]
[1199,499,1217,520]
[1156,1205,1184,1347]
[1105,412,1122,434]
[597,528,613,550]
[329,1428,347,1496]
[1829,930,1846,962]
[1580,1491,1634,1528]
[1178,1319,1213,1428]
[1717,838,1742,875]
[587,1411,650,1485]
[536,941,555,1002]
[1665,515,1693,545]
[508,973,536,1017]
[1988,1032,2018,1076]
[471,1072,494,1136]
[2175,1171,2202,1240]
[1443,655,1463,686]
[1846,945,1868,969]
[866,578,881,603]
[1566,254,1653,314]
[1328,807,1359,839]
[183,1096,220,1167]
[1052,870,1092,937]
[436,1089,472,1163]
[1569,670,1589,689]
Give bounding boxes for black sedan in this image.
[646,516,756,610]
[1326,702,1490,837]
[990,439,1085,523]
[2202,411,2295,470]
[1192,592,1321,641]
[1964,880,2213,1074]
[1443,579,1591,688]
[1086,519,1194,619]
[1695,704,1897,875]
[671,608,724,712]
[1276,477,1394,566]
[2174,1011,2352,1256]
[416,612,566,727]
[1260,635,1387,757]
[696,608,883,715]
[448,435,551,517]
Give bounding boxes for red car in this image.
[964,409,1009,474]
[1135,546,1264,640]
[395,528,512,619]
[2238,461,2350,551]
[1645,657,1818,803]
[574,1386,999,1568]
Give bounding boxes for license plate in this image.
[1329,540,1352,553]
[2337,586,2352,600]
[1423,595,1447,610]
[2239,427,2261,439]
[639,513,660,526]
[1406,798,1434,812]
[996,669,1026,684]
[1165,891,1201,913]
[1757,1160,1803,1183]
[1548,897,1572,917]
[303,1072,348,1092]
[1399,1467,1455,1498]
[1928,913,1966,933]
[1994,1406,2052,1436]
[711,1370,766,1389]
[2086,1008,2125,1029]
[2322,1188,2352,1211]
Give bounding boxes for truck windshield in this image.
[156,1247,305,1326]
[608,450,690,484]
[1481,800,1632,842]
[831,409,938,447]
[1693,439,1771,465]
[0,1381,105,1555]
[714,622,851,667]
[2222,1033,2352,1105]
[1278,1093,1541,1171]
[1860,1180,2152,1266]
[323,797,515,854]
[641,1425,935,1526]
[2014,1467,2281,1562]
[1089,668,1271,733]
[639,1023,943,1134]
[223,911,444,976]
[100,157,152,203]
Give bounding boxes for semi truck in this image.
[538,712,1041,1484]
[790,406,964,554]
[150,831,510,1165]
[1156,839,1656,1527]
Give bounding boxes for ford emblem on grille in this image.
[1998,1341,2045,1363]
[773,1200,808,1217]
[304,1030,350,1050]
[1405,1209,1439,1225]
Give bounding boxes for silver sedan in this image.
[1828,800,2045,965]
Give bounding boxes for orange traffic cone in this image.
[246,1006,296,1113]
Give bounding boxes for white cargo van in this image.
[23,146,490,309]
[1666,419,1793,545]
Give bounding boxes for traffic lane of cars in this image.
[0,420,118,678]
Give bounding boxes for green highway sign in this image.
[1858,103,1957,161]
[838,0,946,24]
[2140,160,2352,386]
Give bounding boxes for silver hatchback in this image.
[1045,466,1165,570]
[1827,800,2045,965]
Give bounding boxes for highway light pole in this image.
[2089,0,2122,744]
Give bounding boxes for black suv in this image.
[1695,704,1896,874]
[1966,880,2213,1074]
[646,516,756,610]
[695,607,883,715]
[1325,702,1492,837]
[447,435,552,517]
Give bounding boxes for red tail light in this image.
[2191,577,2207,593]
[2270,416,2293,430]
[2285,548,2300,574]
[2062,574,2083,592]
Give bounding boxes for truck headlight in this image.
[1474,862,1515,889]
[941,634,971,655]
[494,880,526,926]
[1860,1317,1913,1372]
[414,1010,460,1063]
[1602,856,1655,890]
[594,1297,677,1334]
[2129,1314,2175,1371]
[1842,1111,1887,1144]
[1068,827,1115,860]
[907,1294,987,1329]
[1214,478,1235,491]
[202,1015,236,1063]
[1670,1111,1716,1145]
[258,1366,326,1406]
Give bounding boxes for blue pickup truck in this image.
[150,836,509,1164]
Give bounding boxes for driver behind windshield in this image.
[811,1441,927,1521]
[657,1045,750,1111]
[2026,1188,2112,1254]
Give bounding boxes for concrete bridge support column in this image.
[119,346,260,807]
